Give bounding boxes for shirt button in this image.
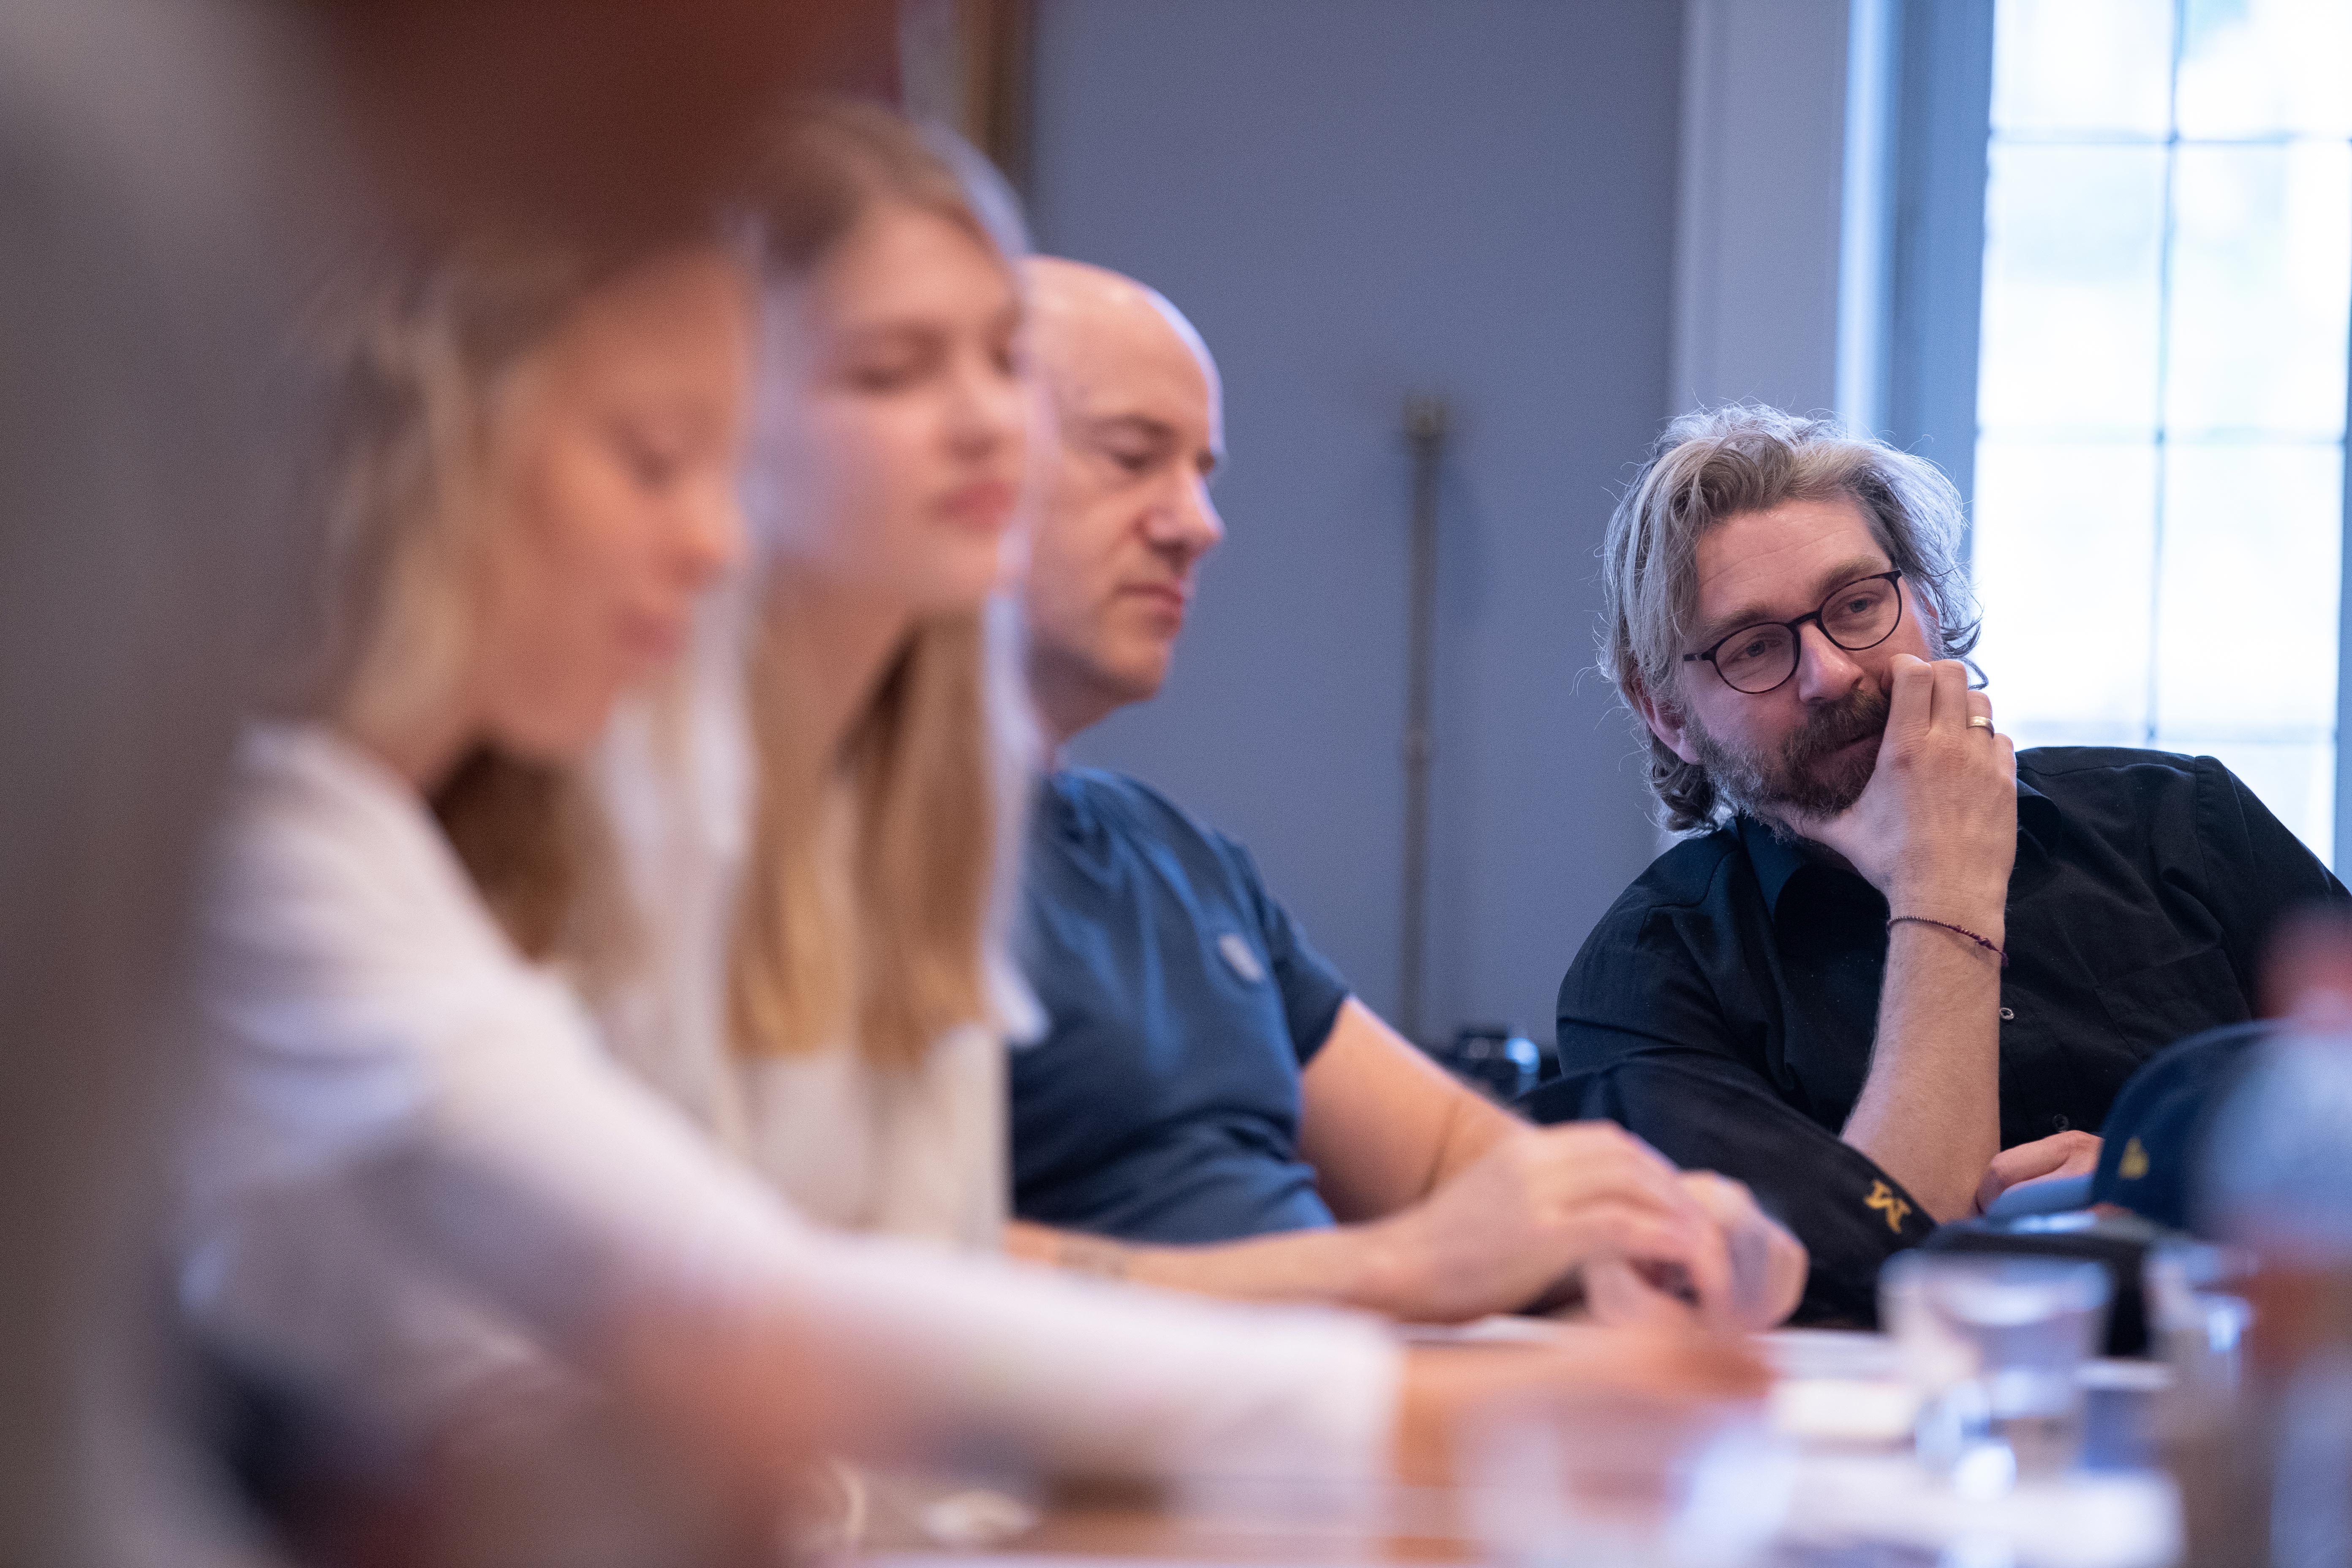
[2000,1007,2015,1021]
[2053,1114,2071,1132]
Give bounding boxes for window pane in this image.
[1973,440,2159,735]
[2166,142,2352,438]
[2145,735,2336,862]
[2178,0,2352,139]
[1974,0,2352,871]
[1979,144,2168,436]
[2006,717,2153,752]
[2153,441,2344,734]
[1992,0,2176,137]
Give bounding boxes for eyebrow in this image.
[1084,412,1175,443]
[833,319,945,354]
[1083,411,1218,470]
[1697,555,1892,647]
[834,298,1020,351]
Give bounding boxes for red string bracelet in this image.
[1887,915,2008,968]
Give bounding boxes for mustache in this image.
[1781,685,1889,769]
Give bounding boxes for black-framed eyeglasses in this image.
[1683,569,1906,695]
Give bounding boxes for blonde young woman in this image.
[597,100,1039,1250]
[174,216,1761,1527]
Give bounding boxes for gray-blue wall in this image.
[1028,0,1686,1043]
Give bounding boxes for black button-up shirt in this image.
[1557,747,2348,1152]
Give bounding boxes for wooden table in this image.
[855,1331,2180,1568]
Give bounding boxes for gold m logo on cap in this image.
[1865,1179,1911,1233]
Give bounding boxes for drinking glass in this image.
[1880,1253,2113,1490]
[1460,1394,1791,1568]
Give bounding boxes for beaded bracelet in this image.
[1887,915,2008,968]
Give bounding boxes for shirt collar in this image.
[1734,776,2063,919]
[2016,772,2061,845]
[1734,814,1813,916]
[1043,768,1094,840]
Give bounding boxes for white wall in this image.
[1671,0,1856,420]
[1026,0,1691,1042]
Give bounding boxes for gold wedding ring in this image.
[1967,716,1994,731]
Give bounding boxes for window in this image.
[1970,0,2352,861]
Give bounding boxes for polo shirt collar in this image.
[1043,768,1092,838]
[1734,777,2064,919]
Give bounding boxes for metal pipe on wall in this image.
[1396,393,1450,1046]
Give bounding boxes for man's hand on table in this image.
[1361,1124,1806,1331]
[1974,1130,2103,1214]
[1680,1172,1808,1326]
[1579,1173,1806,1331]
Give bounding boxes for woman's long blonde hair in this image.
[298,240,660,970]
[728,99,1035,1072]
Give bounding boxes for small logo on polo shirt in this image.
[1864,1179,1911,1233]
[1217,933,1266,984]
[2119,1138,2149,1181]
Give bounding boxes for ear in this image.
[1913,590,1945,653]
[1631,673,1702,766]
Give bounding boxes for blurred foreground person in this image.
[2137,915,2352,1567]
[174,202,1762,1560]
[1540,406,2345,1320]
[5,3,896,1560]
[1004,259,1806,1331]
[0,2,328,1563]
[309,0,899,249]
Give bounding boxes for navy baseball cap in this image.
[2091,1020,2277,1236]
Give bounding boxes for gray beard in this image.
[1688,684,1889,838]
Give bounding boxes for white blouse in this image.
[732,1023,1007,1247]
[174,723,1396,1482]
[593,664,1031,1252]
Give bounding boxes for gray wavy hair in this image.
[1599,405,1981,833]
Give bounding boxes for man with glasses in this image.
[1536,406,2344,1313]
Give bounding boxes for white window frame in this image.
[1844,0,2352,873]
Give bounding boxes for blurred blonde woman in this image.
[737,100,1035,1246]
[177,233,769,1547]
[599,100,1037,1249]
[179,210,1761,1541]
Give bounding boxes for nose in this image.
[944,349,1027,457]
[674,481,746,590]
[1143,474,1224,566]
[1790,619,1865,702]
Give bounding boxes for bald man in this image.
[1002,259,1809,1328]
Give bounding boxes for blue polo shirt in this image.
[1010,768,1353,1244]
